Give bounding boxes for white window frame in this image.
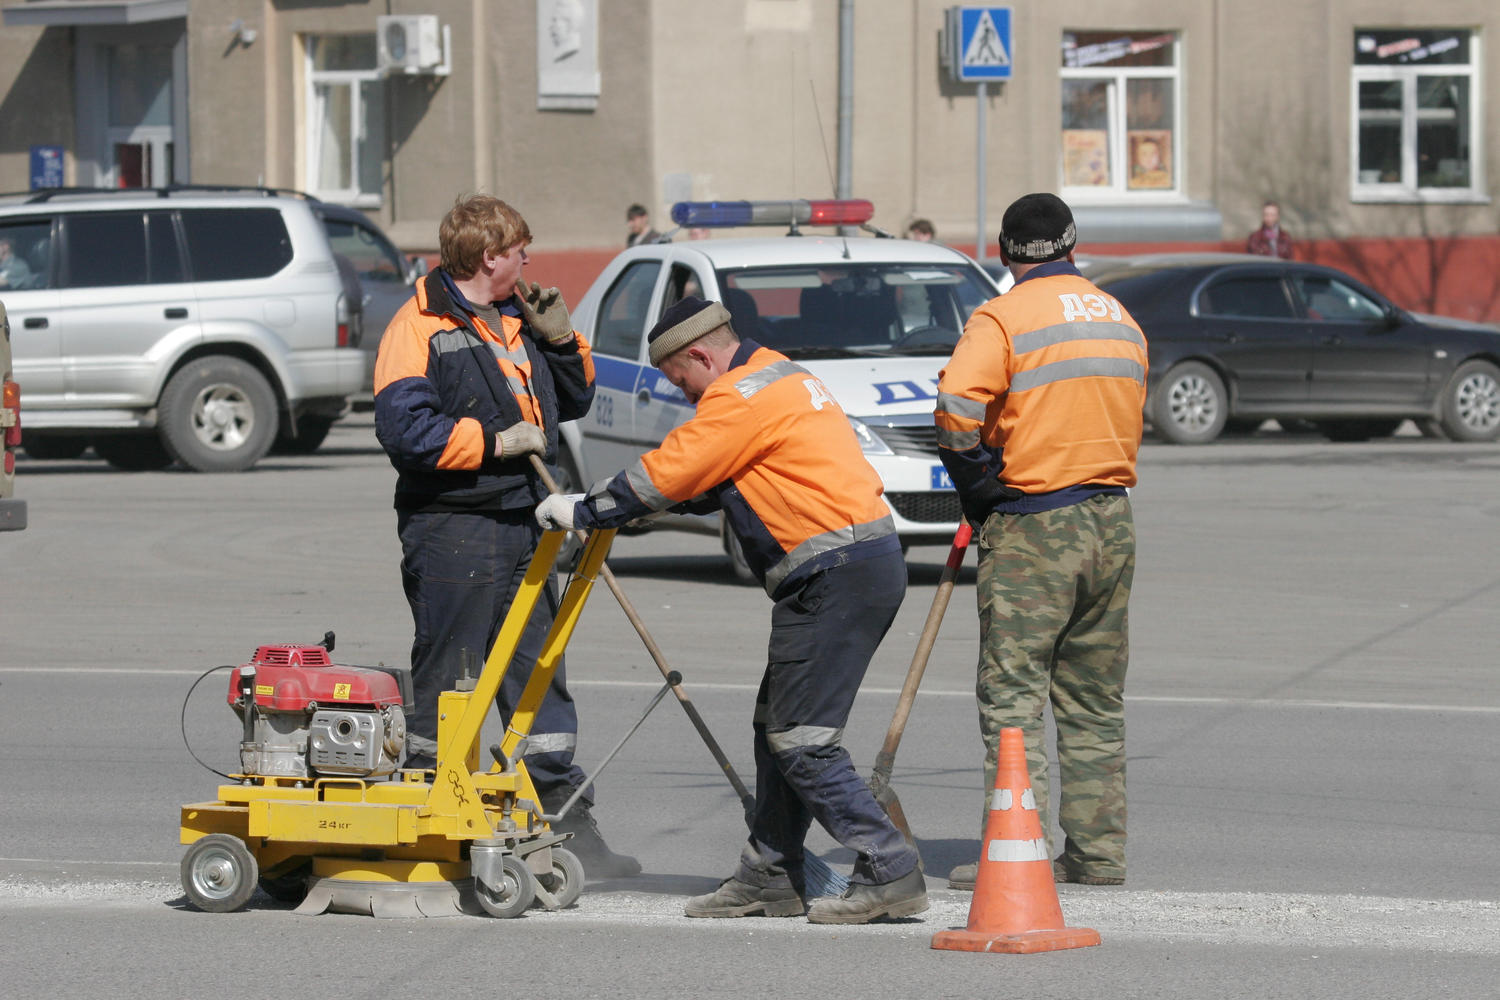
[1059,32,1185,203]
[1350,32,1485,204]
[304,37,384,207]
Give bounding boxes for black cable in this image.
[179,664,237,780]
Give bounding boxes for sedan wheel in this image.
[1439,360,1500,442]
[1152,362,1228,444]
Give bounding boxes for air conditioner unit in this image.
[377,14,445,74]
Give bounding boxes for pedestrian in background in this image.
[373,193,639,878]
[536,297,927,924]
[906,218,936,242]
[1246,200,1295,258]
[935,192,1146,891]
[626,203,661,246]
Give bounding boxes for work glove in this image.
[535,493,585,531]
[495,421,546,460]
[514,280,575,345]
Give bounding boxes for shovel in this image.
[868,522,973,844]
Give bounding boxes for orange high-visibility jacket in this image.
[374,272,594,511]
[574,341,899,597]
[935,261,1146,517]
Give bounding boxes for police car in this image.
[559,199,1002,576]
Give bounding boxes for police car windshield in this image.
[716,263,994,358]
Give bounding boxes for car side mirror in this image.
[1383,307,1406,330]
[407,255,428,283]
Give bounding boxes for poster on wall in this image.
[1062,130,1109,187]
[1127,130,1172,190]
[537,0,600,110]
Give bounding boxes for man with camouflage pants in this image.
[934,193,1146,889]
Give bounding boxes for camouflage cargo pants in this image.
[975,493,1133,880]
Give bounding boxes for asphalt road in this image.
[2,416,1497,998]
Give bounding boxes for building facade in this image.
[3,0,1498,319]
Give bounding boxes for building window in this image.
[1352,29,1481,201]
[1060,31,1180,198]
[305,35,385,206]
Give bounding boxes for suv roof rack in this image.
[1,185,323,205]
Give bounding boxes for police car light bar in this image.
[670,199,875,229]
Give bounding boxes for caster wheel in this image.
[181,834,258,913]
[533,847,584,910]
[475,854,535,918]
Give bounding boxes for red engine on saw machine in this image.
[228,643,409,780]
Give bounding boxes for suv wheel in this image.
[272,415,336,456]
[94,434,174,471]
[159,357,277,472]
[22,433,89,460]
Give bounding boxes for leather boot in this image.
[806,867,929,924]
[947,861,977,891]
[550,803,641,879]
[684,877,806,918]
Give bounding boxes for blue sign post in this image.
[29,145,64,190]
[945,7,1012,260]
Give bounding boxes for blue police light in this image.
[671,199,875,229]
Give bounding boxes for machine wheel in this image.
[1151,362,1227,444]
[21,433,89,460]
[721,516,756,584]
[533,847,584,910]
[474,855,535,918]
[181,834,259,913]
[94,433,174,471]
[271,415,336,456]
[158,356,278,472]
[257,863,311,903]
[1437,360,1500,442]
[1317,419,1402,443]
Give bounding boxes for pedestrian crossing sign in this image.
[951,6,1012,82]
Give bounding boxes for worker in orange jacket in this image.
[536,297,927,924]
[374,194,637,878]
[935,193,1146,890]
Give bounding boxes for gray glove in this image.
[536,493,585,531]
[514,280,575,345]
[495,421,546,459]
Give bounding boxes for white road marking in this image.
[0,873,1493,954]
[2,666,1496,714]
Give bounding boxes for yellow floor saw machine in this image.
[178,525,678,918]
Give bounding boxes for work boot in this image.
[1053,855,1124,885]
[684,878,806,918]
[550,803,641,879]
[805,867,929,924]
[947,862,977,891]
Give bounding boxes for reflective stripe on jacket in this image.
[374,271,595,512]
[575,340,898,597]
[935,262,1146,506]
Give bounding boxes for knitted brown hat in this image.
[647,296,733,367]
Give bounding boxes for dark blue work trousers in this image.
[397,508,588,804]
[735,550,919,890]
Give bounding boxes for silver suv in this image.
[0,187,365,471]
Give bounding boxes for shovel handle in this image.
[529,454,756,806]
[875,522,972,762]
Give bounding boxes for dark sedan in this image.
[1091,254,1500,444]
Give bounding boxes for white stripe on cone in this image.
[989,787,1036,811]
[986,837,1050,863]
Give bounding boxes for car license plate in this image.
[930,465,954,490]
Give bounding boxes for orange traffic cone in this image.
[931,726,1101,954]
